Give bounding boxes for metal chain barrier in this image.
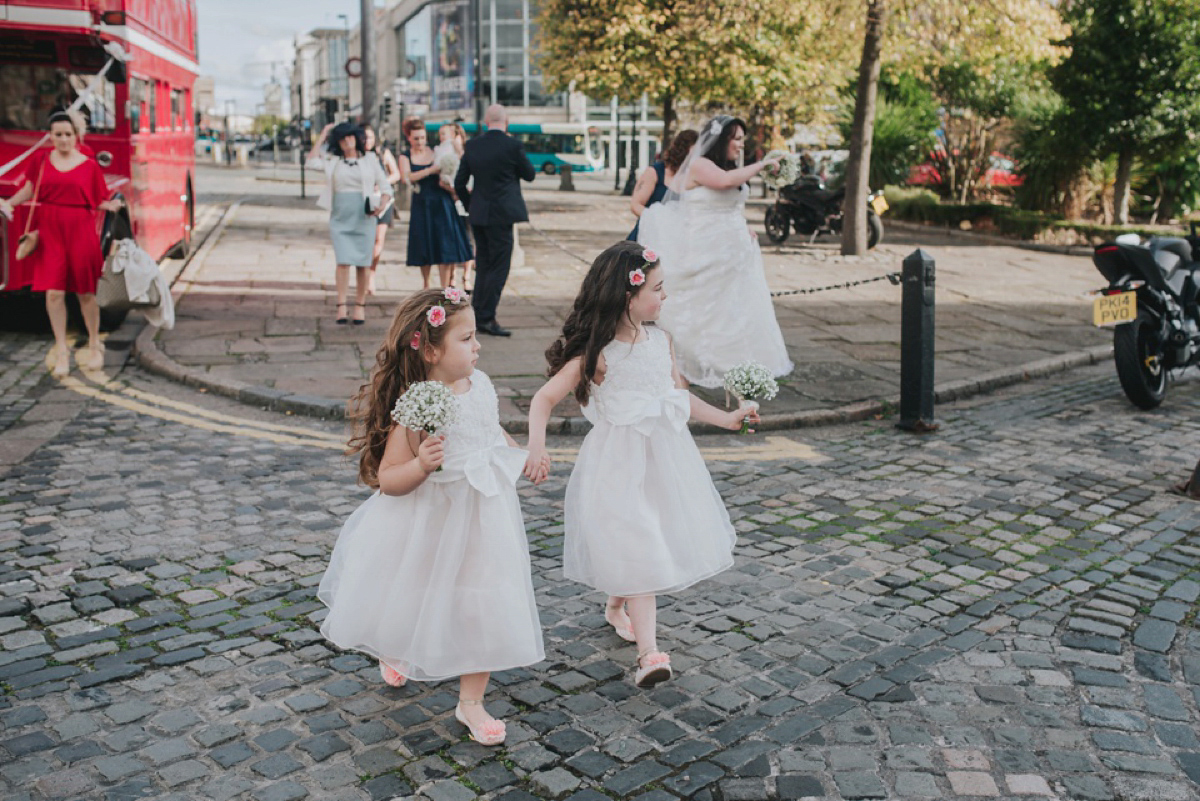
[522,221,903,296]
[769,272,901,298]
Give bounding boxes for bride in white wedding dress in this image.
[636,116,794,388]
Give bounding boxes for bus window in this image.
[0,63,116,133]
[129,78,143,132]
[148,81,157,133]
[171,88,185,130]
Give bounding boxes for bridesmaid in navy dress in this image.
[401,118,472,289]
[628,129,697,241]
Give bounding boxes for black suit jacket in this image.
[453,129,536,227]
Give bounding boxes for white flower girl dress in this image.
[318,371,544,681]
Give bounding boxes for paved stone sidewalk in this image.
[3,329,1200,800]
[146,166,1112,426]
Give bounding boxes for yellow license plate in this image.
[1093,291,1137,326]
[871,195,889,215]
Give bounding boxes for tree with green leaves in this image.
[1051,0,1200,225]
[840,0,1068,254]
[533,0,855,147]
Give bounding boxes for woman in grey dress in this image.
[307,122,393,324]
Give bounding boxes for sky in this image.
[197,0,362,116]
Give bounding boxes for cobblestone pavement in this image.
[3,333,1200,801]
[148,166,1110,424]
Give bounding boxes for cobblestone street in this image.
[2,330,1200,801]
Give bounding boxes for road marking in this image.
[55,353,831,463]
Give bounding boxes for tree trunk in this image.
[661,93,675,150]
[841,0,885,256]
[1113,147,1134,225]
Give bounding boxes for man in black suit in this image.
[454,104,536,336]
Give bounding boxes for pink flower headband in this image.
[629,248,657,286]
[418,288,467,339]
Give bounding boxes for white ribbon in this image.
[582,389,690,436]
[0,44,130,180]
[426,443,527,497]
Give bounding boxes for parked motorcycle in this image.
[764,175,887,248]
[1091,223,1200,409]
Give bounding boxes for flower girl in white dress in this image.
[524,241,757,688]
[319,287,543,746]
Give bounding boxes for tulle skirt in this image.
[318,482,544,681]
[564,413,736,597]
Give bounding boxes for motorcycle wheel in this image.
[867,211,884,250]
[764,206,790,244]
[1113,311,1168,409]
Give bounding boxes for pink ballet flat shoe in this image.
[635,651,672,688]
[455,700,506,746]
[604,603,635,643]
[380,662,407,687]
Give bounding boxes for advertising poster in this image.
[431,0,472,112]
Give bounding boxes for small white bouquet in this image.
[723,361,779,434]
[761,149,801,190]
[391,380,460,469]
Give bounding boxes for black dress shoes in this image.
[477,320,512,337]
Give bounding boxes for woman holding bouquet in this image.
[636,116,793,388]
[401,118,472,289]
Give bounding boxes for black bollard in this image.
[897,249,939,432]
[559,164,575,192]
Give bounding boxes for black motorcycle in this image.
[1092,223,1200,409]
[764,175,886,248]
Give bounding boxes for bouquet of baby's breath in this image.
[761,150,801,190]
[391,381,459,469]
[723,361,778,434]
[436,151,460,181]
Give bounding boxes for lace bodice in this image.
[441,371,505,455]
[583,327,682,427]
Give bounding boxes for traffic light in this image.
[380,93,393,124]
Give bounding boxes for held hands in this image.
[523,447,551,484]
[418,434,446,474]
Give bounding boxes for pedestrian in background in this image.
[449,122,476,293]
[627,128,697,241]
[363,124,403,297]
[401,118,472,290]
[307,121,393,325]
[0,111,122,375]
[453,104,535,337]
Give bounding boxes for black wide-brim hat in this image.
[330,122,361,141]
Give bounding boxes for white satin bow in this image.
[427,443,527,496]
[583,389,690,435]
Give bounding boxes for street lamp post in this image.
[224,99,235,166]
[360,0,375,126]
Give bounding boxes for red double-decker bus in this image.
[0,0,198,311]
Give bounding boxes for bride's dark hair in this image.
[701,116,747,171]
[546,240,659,405]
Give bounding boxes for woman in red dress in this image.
[0,112,122,375]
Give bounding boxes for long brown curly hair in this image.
[546,240,659,405]
[347,288,472,488]
[662,129,698,172]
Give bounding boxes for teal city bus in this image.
[424,121,604,174]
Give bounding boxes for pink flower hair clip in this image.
[409,331,421,350]
[426,305,447,327]
[629,268,646,287]
[642,248,657,264]
[443,287,465,304]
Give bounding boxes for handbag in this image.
[364,190,383,215]
[15,156,46,260]
[96,239,161,312]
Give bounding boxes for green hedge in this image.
[880,186,1177,245]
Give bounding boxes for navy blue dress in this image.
[628,162,669,241]
[407,159,473,266]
